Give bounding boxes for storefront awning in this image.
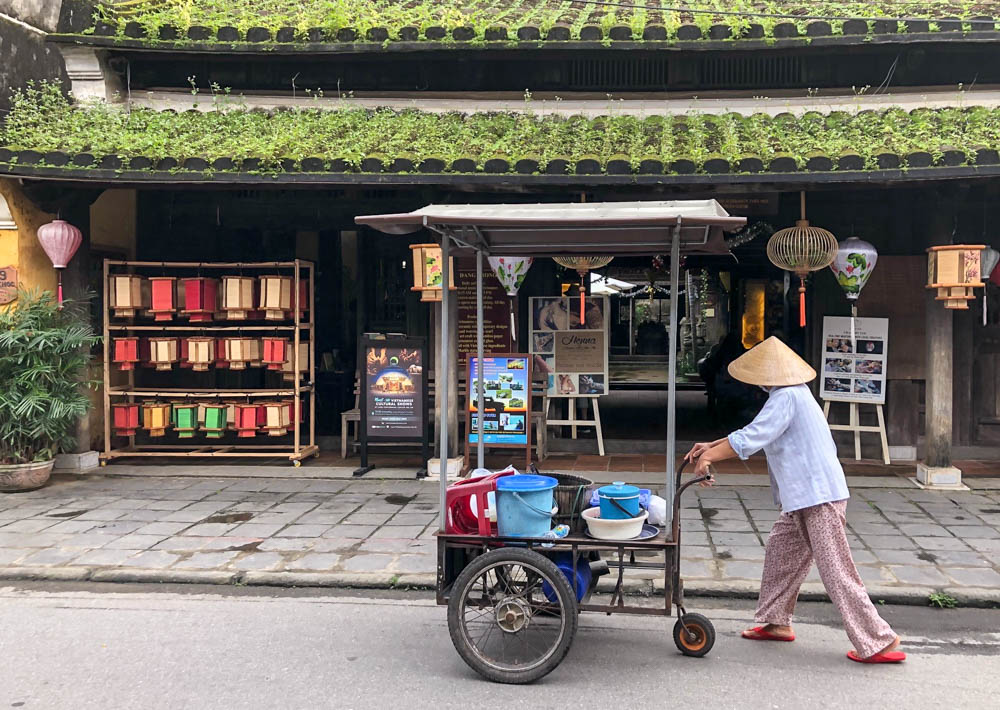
[355,200,746,256]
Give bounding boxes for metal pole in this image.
[439,232,451,531]
[476,249,485,469]
[665,221,682,531]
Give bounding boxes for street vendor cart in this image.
[357,200,746,684]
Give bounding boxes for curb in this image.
[2,566,998,608]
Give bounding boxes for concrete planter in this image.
[0,460,54,493]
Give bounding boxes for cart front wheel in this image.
[673,613,715,657]
[447,547,578,684]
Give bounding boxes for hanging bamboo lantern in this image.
[109,275,146,318]
[141,402,172,437]
[184,337,215,371]
[410,244,456,302]
[112,403,140,437]
[173,403,199,439]
[223,336,255,370]
[148,337,179,371]
[552,255,614,325]
[766,192,839,327]
[112,337,140,371]
[261,401,291,436]
[259,275,292,320]
[281,342,309,381]
[202,404,228,439]
[234,404,259,438]
[147,277,178,321]
[181,277,218,322]
[221,276,255,320]
[927,245,986,309]
[262,337,288,370]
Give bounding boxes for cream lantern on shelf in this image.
[927,245,986,309]
[409,243,456,302]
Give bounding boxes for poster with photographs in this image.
[529,296,609,398]
[820,317,889,404]
[467,356,530,446]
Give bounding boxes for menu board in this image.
[467,355,531,446]
[820,317,889,404]
[456,257,511,361]
[363,339,426,440]
[529,296,609,397]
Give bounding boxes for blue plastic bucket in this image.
[598,481,641,520]
[542,552,592,602]
[496,474,558,538]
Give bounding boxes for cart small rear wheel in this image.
[673,613,715,657]
[447,547,578,684]
[292,460,301,468]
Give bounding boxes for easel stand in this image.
[546,396,606,456]
[823,399,890,465]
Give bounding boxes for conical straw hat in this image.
[728,336,816,387]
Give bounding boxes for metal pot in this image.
[0,460,54,493]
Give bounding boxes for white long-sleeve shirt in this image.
[727,384,849,512]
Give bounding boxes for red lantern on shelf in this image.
[112,403,140,437]
[234,404,259,438]
[181,277,218,322]
[148,277,177,321]
[262,337,288,370]
[112,337,140,371]
[36,219,82,307]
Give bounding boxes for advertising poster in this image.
[456,257,511,361]
[468,356,530,446]
[529,296,608,397]
[820,317,889,404]
[364,342,425,440]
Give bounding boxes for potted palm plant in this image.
[0,289,99,492]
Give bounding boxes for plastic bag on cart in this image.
[647,495,668,526]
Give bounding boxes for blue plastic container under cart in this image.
[495,474,558,538]
[542,551,592,602]
[598,481,641,519]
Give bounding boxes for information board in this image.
[456,257,511,361]
[820,317,889,404]
[529,296,609,397]
[467,355,531,446]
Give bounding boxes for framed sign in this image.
[357,335,429,476]
[456,257,511,361]
[529,295,609,397]
[466,354,532,469]
[820,317,889,404]
[0,265,16,305]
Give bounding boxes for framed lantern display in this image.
[148,277,177,321]
[148,337,179,371]
[259,275,292,320]
[112,403,140,437]
[221,276,256,320]
[927,244,986,309]
[141,402,172,437]
[112,337,140,371]
[223,336,256,370]
[109,275,146,318]
[262,337,288,370]
[173,404,199,439]
[202,404,228,439]
[409,243,456,302]
[181,277,218,322]
[185,337,215,371]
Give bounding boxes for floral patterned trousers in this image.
[755,500,897,658]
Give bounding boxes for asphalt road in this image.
[1,583,997,710]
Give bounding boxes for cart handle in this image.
[675,459,715,499]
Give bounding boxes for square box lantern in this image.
[148,337,179,371]
[262,337,288,370]
[173,404,199,439]
[109,275,146,318]
[259,275,292,320]
[927,244,986,309]
[234,404,259,438]
[112,403,140,437]
[221,276,256,320]
[181,277,218,322]
[148,277,177,321]
[141,402,171,437]
[202,404,228,439]
[112,337,140,371]
[185,337,215,371]
[281,342,309,382]
[409,244,456,302]
[261,401,291,436]
[223,336,256,370]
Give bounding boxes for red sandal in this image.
[741,626,795,642]
[847,650,906,664]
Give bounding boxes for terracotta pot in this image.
[0,460,54,493]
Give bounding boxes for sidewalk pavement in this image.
[1,472,999,606]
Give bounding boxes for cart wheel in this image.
[447,547,578,684]
[673,613,715,658]
[293,460,301,468]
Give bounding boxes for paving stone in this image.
[311,538,361,553]
[20,547,83,566]
[143,500,193,511]
[0,518,59,533]
[71,548,143,566]
[848,523,898,536]
[358,538,428,554]
[276,524,331,537]
[856,565,896,585]
[181,523,236,537]
[341,553,394,573]
[257,538,315,552]
[898,523,952,537]
[887,565,951,586]
[294,512,348,526]
[392,555,435,574]
[703,519,755,533]
[871,549,933,565]
[247,513,302,525]
[324,525,378,539]
[174,551,239,569]
[965,538,1000,552]
[676,559,716,579]
[230,552,285,571]
[42,520,97,534]
[152,536,210,552]
[708,532,761,547]
[159,510,210,523]
[863,535,917,550]
[343,512,398,526]
[228,523,286,538]
[919,550,992,567]
[134,522,191,536]
[225,502,275,513]
[944,567,1000,587]
[679,531,711,547]
[910,536,970,551]
[715,545,766,561]
[719,560,762,579]
[102,534,168,550]
[88,521,146,535]
[286,553,342,571]
[945,525,1000,539]
[371,525,425,539]
[119,551,181,568]
[848,549,878,564]
[680,546,714,560]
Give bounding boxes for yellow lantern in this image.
[927,245,986,309]
[221,276,256,320]
[258,275,292,320]
[148,337,179,371]
[109,275,146,318]
[141,402,172,437]
[409,244,456,302]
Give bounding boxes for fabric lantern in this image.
[185,337,215,371]
[552,256,614,325]
[766,192,838,327]
[259,275,292,320]
[488,257,533,340]
[148,277,177,321]
[981,247,1000,325]
[223,336,255,370]
[261,401,291,436]
[409,244,456,302]
[829,236,878,345]
[173,404,199,439]
[221,276,255,320]
[36,219,82,307]
[148,337,179,371]
[112,337,140,371]
[262,337,288,370]
[109,275,146,318]
[181,277,218,322]
[234,404,259,438]
[202,404,228,439]
[281,342,308,382]
[927,245,986,309]
[141,402,171,437]
[112,403,140,437]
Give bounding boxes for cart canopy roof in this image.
[355,199,747,256]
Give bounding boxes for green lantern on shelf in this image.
[203,404,228,439]
[173,404,199,439]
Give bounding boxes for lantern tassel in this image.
[510,301,516,342]
[798,280,807,328]
[56,272,63,309]
[579,271,586,325]
[851,304,857,351]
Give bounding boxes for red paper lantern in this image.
[112,337,140,371]
[181,277,218,322]
[112,403,140,436]
[148,277,177,321]
[36,220,82,306]
[234,404,259,438]
[262,337,288,370]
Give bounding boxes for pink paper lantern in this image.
[36,219,82,306]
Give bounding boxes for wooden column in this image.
[924,290,953,468]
